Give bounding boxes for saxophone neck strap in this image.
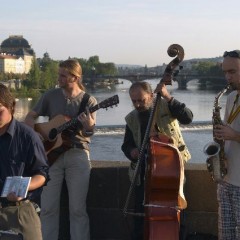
[227,94,240,124]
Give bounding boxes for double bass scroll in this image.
[160,44,184,85]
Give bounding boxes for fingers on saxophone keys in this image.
[214,131,223,140]
[217,133,224,140]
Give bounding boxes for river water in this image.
[14,79,228,163]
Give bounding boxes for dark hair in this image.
[223,50,240,58]
[59,59,85,91]
[0,83,16,115]
[129,81,152,94]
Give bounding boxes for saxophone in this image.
[203,84,230,182]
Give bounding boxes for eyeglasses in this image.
[223,50,240,58]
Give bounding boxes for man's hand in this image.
[7,192,23,202]
[214,124,240,142]
[78,107,95,131]
[24,111,39,129]
[130,148,139,160]
[154,83,172,102]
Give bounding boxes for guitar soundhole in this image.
[49,128,58,141]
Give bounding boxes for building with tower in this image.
[0,35,35,74]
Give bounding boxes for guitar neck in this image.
[55,104,100,134]
[56,117,79,134]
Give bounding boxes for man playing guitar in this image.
[25,59,96,240]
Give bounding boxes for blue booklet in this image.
[1,176,31,198]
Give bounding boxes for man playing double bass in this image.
[121,81,193,240]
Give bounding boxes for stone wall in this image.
[59,161,218,240]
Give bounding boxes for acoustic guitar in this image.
[34,95,119,164]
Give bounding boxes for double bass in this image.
[123,44,186,240]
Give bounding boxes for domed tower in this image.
[1,35,34,55]
[0,35,35,73]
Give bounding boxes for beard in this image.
[136,106,149,112]
[135,102,152,112]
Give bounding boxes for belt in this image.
[62,142,89,151]
[0,199,30,208]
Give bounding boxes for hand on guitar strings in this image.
[78,107,95,132]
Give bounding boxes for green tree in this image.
[27,58,41,88]
[88,56,100,67]
[209,63,223,76]
[40,61,59,89]
[193,61,220,76]
[98,62,117,75]
[193,61,225,89]
[76,56,117,77]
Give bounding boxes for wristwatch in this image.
[84,129,94,136]
[85,131,93,135]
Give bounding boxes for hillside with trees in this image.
[0,54,226,97]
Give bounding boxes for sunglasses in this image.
[223,50,240,58]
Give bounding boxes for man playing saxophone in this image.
[214,50,240,240]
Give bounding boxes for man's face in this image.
[0,103,12,129]
[222,56,240,91]
[58,68,77,88]
[129,87,153,112]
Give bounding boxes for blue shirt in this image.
[0,118,49,202]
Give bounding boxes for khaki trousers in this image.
[41,148,91,240]
[0,200,42,240]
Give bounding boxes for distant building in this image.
[0,35,35,74]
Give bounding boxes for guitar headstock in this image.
[89,95,119,113]
[99,95,119,110]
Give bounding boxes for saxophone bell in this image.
[203,142,223,182]
[203,141,220,157]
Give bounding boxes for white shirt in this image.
[224,90,240,187]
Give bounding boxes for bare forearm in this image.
[24,111,38,128]
[28,175,46,191]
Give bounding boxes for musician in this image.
[24,59,97,240]
[0,83,49,240]
[121,81,192,240]
[214,50,240,240]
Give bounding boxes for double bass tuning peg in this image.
[173,70,179,77]
[173,65,183,77]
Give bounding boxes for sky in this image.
[1,0,240,67]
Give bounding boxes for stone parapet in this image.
[59,161,218,240]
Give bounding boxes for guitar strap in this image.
[64,92,90,135]
[65,92,90,131]
[78,92,90,115]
